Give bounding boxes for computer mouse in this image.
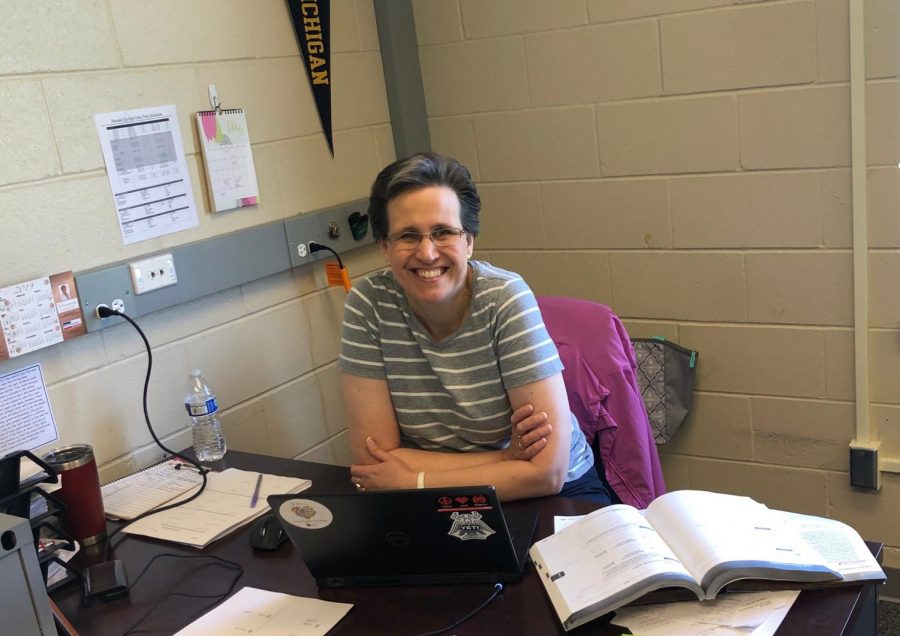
[249,513,288,550]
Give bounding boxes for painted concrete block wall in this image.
[413,0,900,566]
[0,0,392,482]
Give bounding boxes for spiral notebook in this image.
[101,459,204,520]
[124,468,311,548]
[195,108,260,213]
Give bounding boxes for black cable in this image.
[414,582,504,636]
[119,553,243,636]
[97,307,209,544]
[128,553,243,591]
[308,241,344,269]
[90,310,239,636]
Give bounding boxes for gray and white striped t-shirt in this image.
[338,260,593,482]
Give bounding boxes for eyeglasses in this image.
[386,227,467,250]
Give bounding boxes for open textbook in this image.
[529,490,885,631]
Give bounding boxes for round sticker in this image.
[279,498,334,530]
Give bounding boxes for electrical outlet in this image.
[129,253,177,295]
[850,445,881,490]
[95,299,126,319]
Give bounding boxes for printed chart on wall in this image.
[95,105,199,245]
[196,108,260,213]
[0,273,86,361]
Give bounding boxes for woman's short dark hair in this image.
[368,152,480,241]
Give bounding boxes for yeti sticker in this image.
[447,511,495,541]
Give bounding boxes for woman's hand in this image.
[502,403,553,462]
[350,436,416,491]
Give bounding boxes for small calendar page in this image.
[0,277,62,359]
[196,109,260,213]
[0,272,86,361]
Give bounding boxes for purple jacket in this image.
[537,296,666,508]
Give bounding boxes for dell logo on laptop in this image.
[385,531,411,546]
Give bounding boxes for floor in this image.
[881,599,900,635]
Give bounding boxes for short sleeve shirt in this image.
[338,261,593,481]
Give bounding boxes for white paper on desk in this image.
[553,515,583,533]
[174,587,352,636]
[124,468,310,547]
[612,590,799,636]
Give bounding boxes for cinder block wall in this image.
[412,0,900,566]
[0,1,392,481]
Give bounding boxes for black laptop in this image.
[268,486,538,587]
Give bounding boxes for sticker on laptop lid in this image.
[279,499,333,530]
[436,493,493,512]
[447,510,496,541]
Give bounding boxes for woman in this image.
[340,152,609,503]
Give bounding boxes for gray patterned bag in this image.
[632,338,698,444]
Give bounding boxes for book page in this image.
[530,504,700,627]
[645,491,831,592]
[775,511,885,582]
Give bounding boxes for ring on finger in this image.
[517,439,526,450]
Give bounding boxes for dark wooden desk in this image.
[52,451,881,635]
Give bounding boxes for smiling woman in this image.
[338,152,610,504]
[380,186,473,340]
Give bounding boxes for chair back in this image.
[537,296,666,508]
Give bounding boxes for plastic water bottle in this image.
[184,370,227,462]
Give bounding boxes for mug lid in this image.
[42,444,94,471]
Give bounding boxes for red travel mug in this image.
[42,444,107,545]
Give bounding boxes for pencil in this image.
[250,473,263,508]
